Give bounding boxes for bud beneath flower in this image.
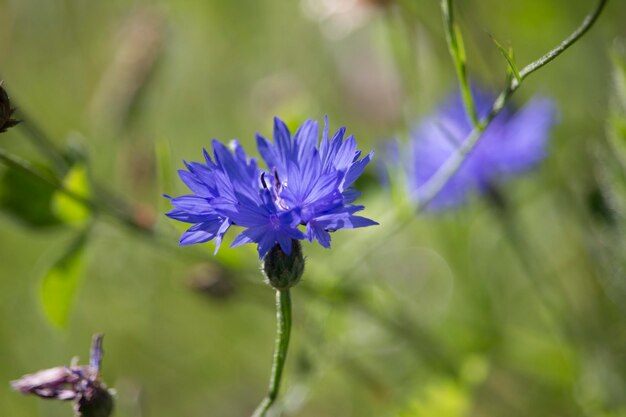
[0,81,20,133]
[262,240,305,290]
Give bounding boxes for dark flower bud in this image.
[74,386,114,417]
[11,334,114,417]
[262,240,305,290]
[0,81,20,133]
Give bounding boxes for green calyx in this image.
[262,240,305,290]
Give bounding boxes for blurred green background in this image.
[1,0,626,416]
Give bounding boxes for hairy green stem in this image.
[252,289,292,417]
[441,0,479,127]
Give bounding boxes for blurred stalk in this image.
[485,191,625,417]
[0,144,233,272]
[0,143,155,235]
[441,0,479,127]
[14,107,71,174]
[89,8,165,132]
[6,107,156,235]
[5,85,153,233]
[487,196,598,417]
[383,6,419,123]
[0,147,95,211]
[485,186,579,340]
[299,283,458,376]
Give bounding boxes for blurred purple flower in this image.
[166,117,377,258]
[408,89,557,210]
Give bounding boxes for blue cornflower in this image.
[166,117,377,258]
[407,89,556,210]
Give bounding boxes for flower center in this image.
[269,214,281,230]
[262,170,290,211]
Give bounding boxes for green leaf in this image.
[40,231,88,328]
[489,34,522,82]
[51,163,92,226]
[0,163,62,227]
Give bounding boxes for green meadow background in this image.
[1,1,626,416]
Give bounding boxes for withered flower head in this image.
[0,81,20,133]
[11,334,114,417]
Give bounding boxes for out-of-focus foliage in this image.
[0,1,625,417]
[51,163,91,227]
[0,163,61,227]
[40,231,88,329]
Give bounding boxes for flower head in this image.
[166,117,377,258]
[407,88,556,210]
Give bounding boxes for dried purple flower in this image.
[11,334,113,417]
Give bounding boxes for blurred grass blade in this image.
[89,7,165,132]
[40,230,89,328]
[155,137,173,212]
[606,46,626,182]
[610,46,626,115]
[52,163,92,226]
[489,34,521,82]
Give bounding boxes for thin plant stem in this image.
[441,0,479,127]
[252,289,292,417]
